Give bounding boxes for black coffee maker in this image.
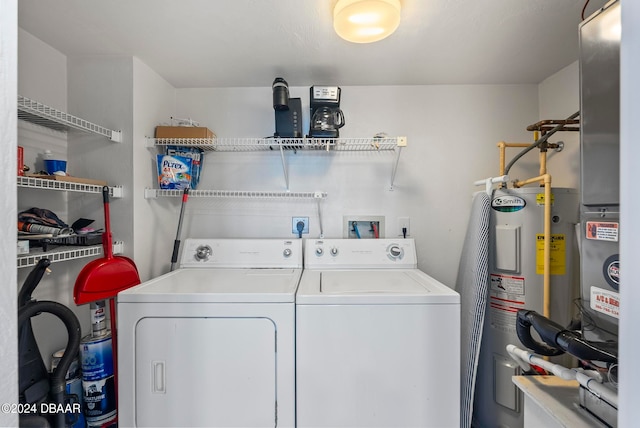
[272,77,302,138]
[308,86,345,138]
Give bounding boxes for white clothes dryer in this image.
[296,238,461,428]
[117,239,302,428]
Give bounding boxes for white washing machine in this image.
[117,239,302,428]
[296,238,461,428]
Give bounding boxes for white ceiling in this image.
[18,0,608,88]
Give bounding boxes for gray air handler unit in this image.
[577,1,620,424]
[579,0,620,345]
[473,187,579,428]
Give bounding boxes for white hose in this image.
[506,344,618,407]
[506,344,576,380]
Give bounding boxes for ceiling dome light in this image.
[334,0,401,43]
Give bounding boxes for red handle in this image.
[102,186,114,259]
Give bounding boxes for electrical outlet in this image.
[292,217,309,235]
[343,216,385,238]
[399,217,410,238]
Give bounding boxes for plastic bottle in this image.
[42,150,67,175]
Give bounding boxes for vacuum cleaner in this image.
[515,309,618,426]
[18,258,82,428]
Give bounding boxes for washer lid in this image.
[296,269,459,304]
[118,268,302,303]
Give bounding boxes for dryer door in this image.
[134,317,276,427]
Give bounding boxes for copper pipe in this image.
[504,111,579,176]
[526,119,580,132]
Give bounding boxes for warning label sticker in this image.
[535,193,555,206]
[535,234,566,275]
[489,274,526,333]
[490,273,525,295]
[586,221,619,242]
[590,286,620,319]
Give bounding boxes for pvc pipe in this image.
[496,141,532,177]
[534,131,549,177]
[515,174,552,317]
[507,344,618,407]
[575,370,618,407]
[498,141,506,176]
[539,149,547,176]
[507,344,576,380]
[473,175,509,195]
[496,132,566,319]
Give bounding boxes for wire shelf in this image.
[18,95,122,142]
[17,176,123,197]
[17,241,125,269]
[145,188,327,199]
[150,136,406,190]
[150,136,404,152]
[17,245,103,269]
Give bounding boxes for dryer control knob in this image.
[283,248,292,257]
[195,245,212,261]
[315,247,324,256]
[388,245,403,260]
[330,247,339,256]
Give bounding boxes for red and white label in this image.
[585,221,619,242]
[489,274,526,333]
[590,286,620,319]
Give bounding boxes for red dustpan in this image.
[74,186,141,304]
[74,186,140,423]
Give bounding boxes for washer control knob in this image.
[283,248,292,258]
[388,244,403,260]
[315,247,324,256]
[330,247,339,256]
[195,245,212,261]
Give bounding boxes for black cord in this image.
[581,0,590,20]
[296,221,305,239]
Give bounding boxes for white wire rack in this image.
[17,176,123,197]
[145,189,327,199]
[150,136,404,152]
[18,95,122,142]
[17,245,102,269]
[150,136,407,190]
[17,241,125,269]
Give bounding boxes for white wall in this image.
[0,0,18,425]
[538,61,580,189]
[132,57,177,279]
[18,29,66,109]
[173,84,575,287]
[67,55,135,248]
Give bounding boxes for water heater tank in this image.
[473,186,579,428]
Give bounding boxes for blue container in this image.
[80,333,116,423]
[44,159,67,174]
